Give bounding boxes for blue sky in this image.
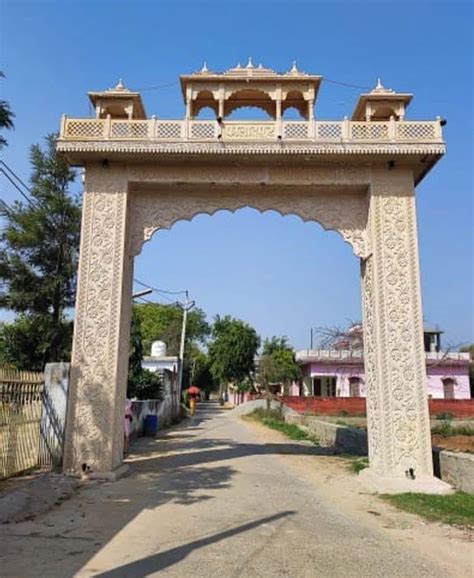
[1,0,472,350]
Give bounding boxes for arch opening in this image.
[224,89,275,119]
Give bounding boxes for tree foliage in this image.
[208,315,260,386]
[0,134,81,368]
[190,350,216,393]
[0,71,14,148]
[132,302,210,392]
[134,302,210,356]
[258,336,301,398]
[127,309,162,400]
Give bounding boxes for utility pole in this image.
[176,292,195,408]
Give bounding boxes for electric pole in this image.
[176,292,195,408]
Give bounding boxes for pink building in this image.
[295,329,471,400]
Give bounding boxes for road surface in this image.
[0,402,471,577]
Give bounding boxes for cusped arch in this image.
[192,90,218,117]
[130,189,368,258]
[224,89,275,118]
[282,90,307,119]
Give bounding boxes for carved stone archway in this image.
[58,64,449,493]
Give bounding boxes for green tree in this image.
[0,134,81,368]
[190,350,216,394]
[127,309,162,400]
[258,336,301,407]
[208,315,260,389]
[0,71,14,148]
[134,302,210,390]
[134,302,210,356]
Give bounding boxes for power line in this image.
[323,78,371,90]
[0,168,35,208]
[131,75,370,94]
[0,161,32,197]
[132,81,178,92]
[134,277,188,297]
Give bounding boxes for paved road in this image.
[0,402,467,577]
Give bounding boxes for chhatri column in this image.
[63,166,133,477]
[360,168,450,493]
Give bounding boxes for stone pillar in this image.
[360,168,449,493]
[63,167,133,477]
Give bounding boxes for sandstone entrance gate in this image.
[58,62,448,492]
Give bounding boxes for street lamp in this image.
[132,288,153,299]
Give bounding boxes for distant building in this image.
[141,341,179,423]
[295,328,471,399]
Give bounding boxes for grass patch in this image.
[244,408,319,444]
[337,453,369,473]
[382,491,474,528]
[431,421,474,437]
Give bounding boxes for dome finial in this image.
[200,61,209,73]
[291,60,298,73]
[115,78,125,90]
[246,56,254,69]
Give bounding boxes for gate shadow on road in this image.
[92,510,296,578]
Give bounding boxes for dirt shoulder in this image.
[240,416,474,578]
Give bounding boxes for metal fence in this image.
[0,368,45,479]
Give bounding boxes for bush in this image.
[127,368,163,400]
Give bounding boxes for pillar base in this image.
[358,467,453,495]
[83,464,130,482]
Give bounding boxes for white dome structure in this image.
[151,340,167,357]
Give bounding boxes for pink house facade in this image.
[295,349,471,400]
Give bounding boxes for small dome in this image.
[151,341,167,356]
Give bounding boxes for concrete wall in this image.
[40,362,70,467]
[286,413,368,456]
[130,398,174,438]
[432,448,474,494]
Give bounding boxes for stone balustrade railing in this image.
[59,117,444,143]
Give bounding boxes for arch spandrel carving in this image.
[129,188,368,258]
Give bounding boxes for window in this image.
[349,377,361,397]
[442,378,455,400]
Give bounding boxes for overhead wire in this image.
[322,78,371,91]
[134,277,188,297]
[0,161,32,197]
[0,168,35,208]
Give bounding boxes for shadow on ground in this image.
[1,402,326,578]
[93,511,295,578]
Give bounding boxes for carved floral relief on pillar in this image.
[363,170,432,477]
[64,168,131,473]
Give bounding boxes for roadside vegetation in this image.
[382,491,474,528]
[243,408,319,444]
[333,452,369,473]
[431,421,474,437]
